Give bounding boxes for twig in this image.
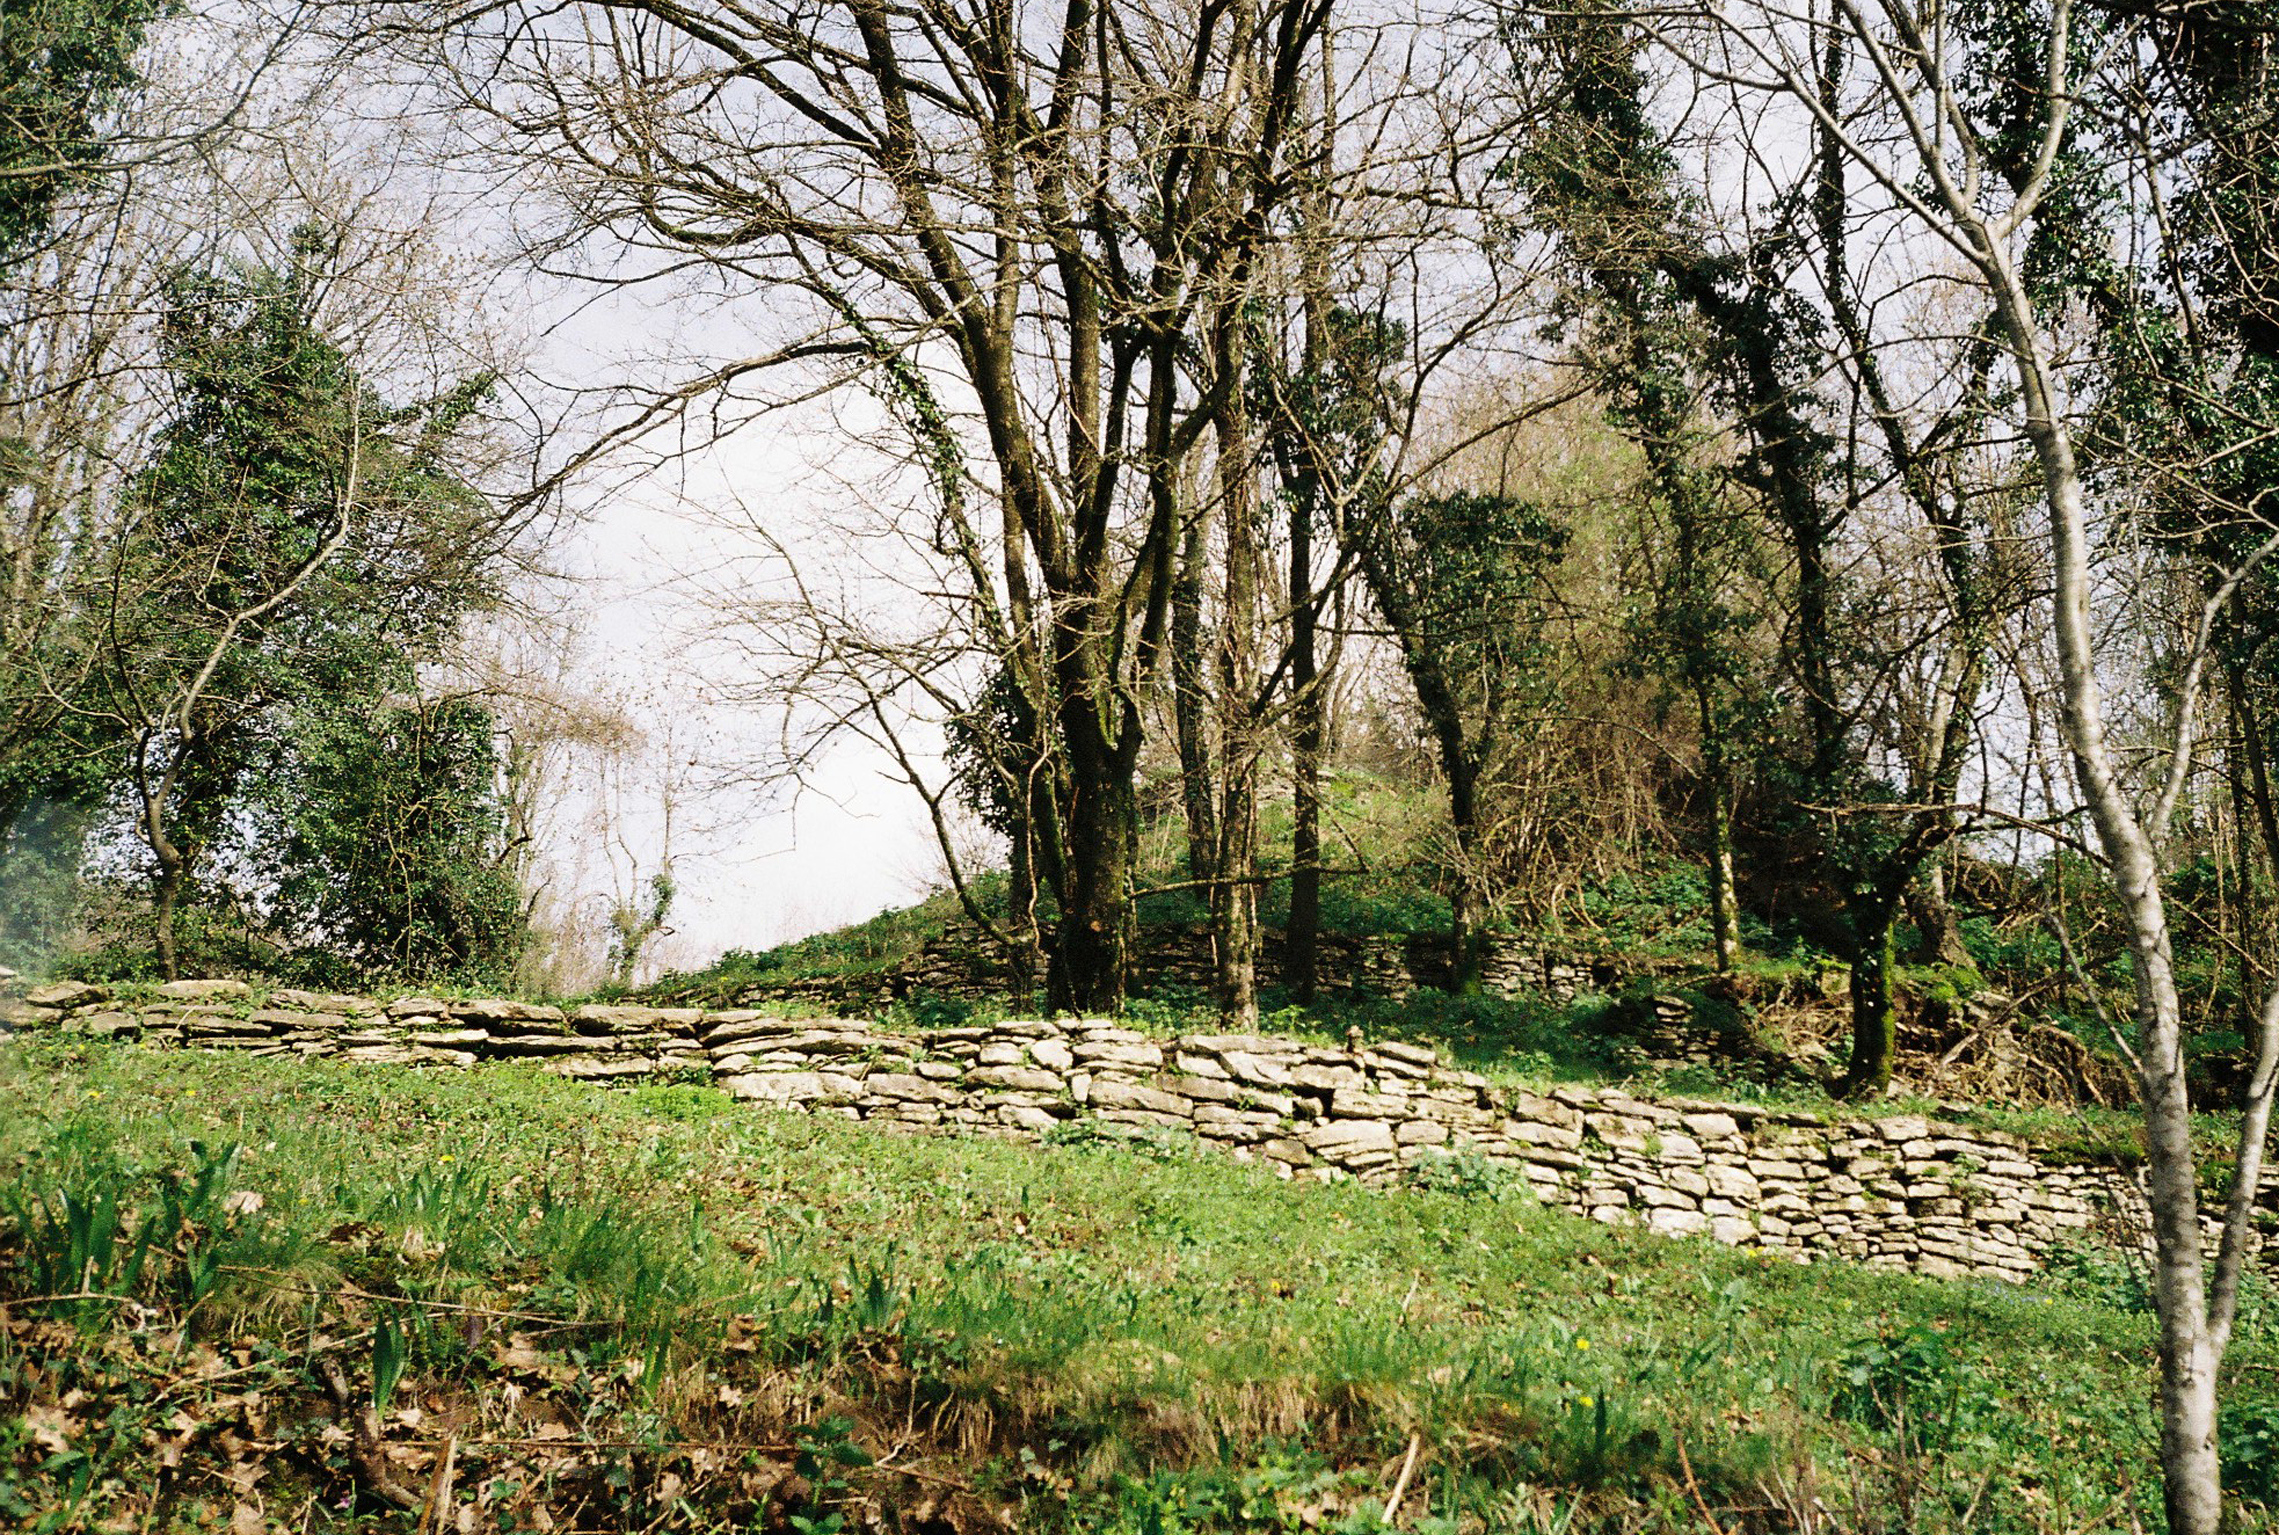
[1954,1463,1997,1527]
[222,1269,604,1328]
[417,1436,794,1453]
[417,1434,459,1535]
[1676,1434,1732,1535]
[1382,1433,1422,1526]
[2,1290,139,1309]
[1932,982,2054,1068]
[2114,1454,2153,1535]
[2041,912,2143,1074]
[880,1463,975,1491]
[151,1332,367,1402]
[318,1358,422,1510]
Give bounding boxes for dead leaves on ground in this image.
[3,1287,1018,1535]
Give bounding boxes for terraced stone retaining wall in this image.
[5,978,2208,1285]
[711,925,1672,1009]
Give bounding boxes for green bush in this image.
[1404,1146,1534,1203]
[2223,1397,2279,1507]
[1832,1323,1992,1454]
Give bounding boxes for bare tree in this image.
[403,0,1378,1009]
[1650,0,2279,1520]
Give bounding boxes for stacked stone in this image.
[15,979,380,1056]
[1541,957,1587,1003]
[1474,939,1545,1000]
[678,1010,2159,1284]
[711,926,1664,1012]
[900,946,998,998]
[1353,937,1414,1001]
[1551,1091,1754,1245]
[1618,993,1722,1067]
[10,981,710,1077]
[731,972,898,1010]
[834,933,1394,1006]
[14,977,2252,1286]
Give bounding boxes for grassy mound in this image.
[4,1038,2271,1532]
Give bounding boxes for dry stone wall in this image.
[3,977,2220,1285]
[716,926,1697,1010]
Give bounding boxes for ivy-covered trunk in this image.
[1698,699,1741,974]
[1445,757,1486,995]
[1838,899,1899,1096]
[1046,765,1135,1015]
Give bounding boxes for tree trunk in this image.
[1837,898,1897,1097]
[2238,662,2279,885]
[1172,498,1220,898]
[1008,800,1041,996]
[141,739,200,984]
[1697,691,1740,974]
[2236,674,2279,988]
[1286,82,1332,1006]
[1986,240,2224,1535]
[1048,768,1135,1014]
[151,846,185,982]
[1707,792,1739,975]
[1446,760,1485,994]
[1210,351,1264,1028]
[1907,860,1973,967]
[1214,792,1260,1026]
[1287,493,1323,1003]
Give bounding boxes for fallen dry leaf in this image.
[218,1454,267,1494]
[25,1404,74,1455]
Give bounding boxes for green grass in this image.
[638,776,1758,1008]
[5,1037,2269,1532]
[645,886,990,1006]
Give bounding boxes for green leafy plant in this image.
[1404,1147,1532,1203]
[2221,1397,2279,1507]
[1833,1323,1989,1454]
[0,1129,254,1326]
[786,1415,874,1535]
[370,1310,410,1415]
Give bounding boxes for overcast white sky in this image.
[512,316,948,970]
[525,404,950,972]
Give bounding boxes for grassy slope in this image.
[641,777,1480,1007]
[7,1038,2266,1533]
